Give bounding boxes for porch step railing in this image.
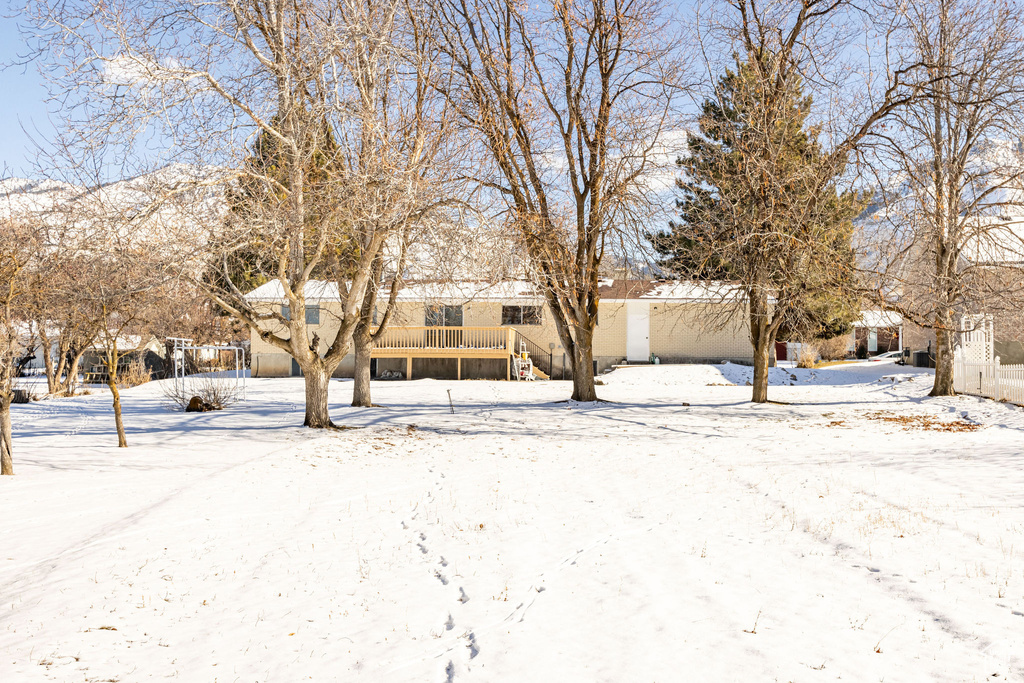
[512,331,553,376]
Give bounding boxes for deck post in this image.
[406,356,412,380]
[506,355,511,381]
[457,357,461,381]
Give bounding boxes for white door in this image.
[626,301,650,362]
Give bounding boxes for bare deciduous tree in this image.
[26,0,457,428]
[430,0,686,402]
[351,239,406,407]
[47,162,181,448]
[24,239,101,397]
[0,219,39,475]
[84,259,166,448]
[860,0,1024,396]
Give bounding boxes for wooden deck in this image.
[370,326,547,380]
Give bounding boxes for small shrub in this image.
[816,335,851,361]
[796,344,818,369]
[120,359,152,388]
[163,374,241,411]
[856,343,868,360]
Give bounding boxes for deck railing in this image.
[374,326,515,352]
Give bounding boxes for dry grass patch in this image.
[863,412,981,432]
[814,360,856,368]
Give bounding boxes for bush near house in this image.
[816,335,850,361]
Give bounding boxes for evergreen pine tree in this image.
[661,55,861,398]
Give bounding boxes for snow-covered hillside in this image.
[0,165,227,254]
[1,364,1022,681]
[857,140,1024,266]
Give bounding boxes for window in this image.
[425,304,463,327]
[868,328,878,353]
[501,305,543,325]
[281,305,319,324]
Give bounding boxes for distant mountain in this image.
[855,141,1024,266]
[0,164,228,256]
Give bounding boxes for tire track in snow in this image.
[732,460,1024,679]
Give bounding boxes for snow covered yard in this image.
[2,363,1023,682]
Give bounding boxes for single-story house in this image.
[81,336,167,382]
[245,279,755,380]
[853,311,904,357]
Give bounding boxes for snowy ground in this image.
[2,363,1023,682]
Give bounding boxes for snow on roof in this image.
[857,310,903,328]
[398,281,545,302]
[244,280,341,302]
[244,279,745,303]
[641,281,744,301]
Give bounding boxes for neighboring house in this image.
[898,301,1024,366]
[245,279,754,380]
[16,324,58,374]
[855,148,1024,367]
[18,324,173,382]
[81,336,167,383]
[853,311,904,357]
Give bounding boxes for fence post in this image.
[994,356,1001,401]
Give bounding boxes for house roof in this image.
[857,310,903,328]
[244,279,745,304]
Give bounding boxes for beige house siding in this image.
[902,321,935,356]
[650,303,752,362]
[465,300,629,369]
[249,294,753,378]
[250,301,350,378]
[388,301,425,326]
[593,302,628,358]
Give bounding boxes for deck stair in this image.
[511,341,550,380]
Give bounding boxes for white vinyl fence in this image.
[954,356,1024,405]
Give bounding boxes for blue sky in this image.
[0,15,54,177]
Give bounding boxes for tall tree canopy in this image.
[666,55,862,401]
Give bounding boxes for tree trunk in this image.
[0,395,13,475]
[930,322,956,397]
[51,338,75,395]
[303,364,335,428]
[61,352,83,395]
[749,294,774,404]
[43,342,57,395]
[351,328,373,408]
[570,325,598,402]
[751,325,772,403]
[109,381,127,447]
